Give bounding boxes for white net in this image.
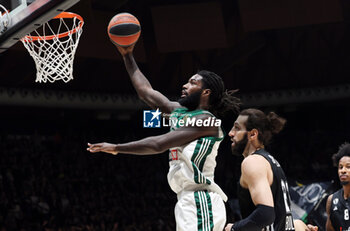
[21,12,84,83]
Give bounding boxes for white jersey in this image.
[167,108,228,202]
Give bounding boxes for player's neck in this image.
[198,98,210,111]
[343,186,350,199]
[243,142,264,158]
[243,147,255,158]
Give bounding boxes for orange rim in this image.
[22,12,84,42]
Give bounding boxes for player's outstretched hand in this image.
[294,219,318,231]
[87,142,118,155]
[306,224,318,231]
[116,44,135,56]
[224,223,233,231]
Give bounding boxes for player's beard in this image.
[178,91,202,111]
[340,180,349,186]
[231,133,248,156]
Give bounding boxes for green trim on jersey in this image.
[191,137,215,184]
[205,192,214,231]
[196,138,215,170]
[192,162,212,185]
[194,191,214,231]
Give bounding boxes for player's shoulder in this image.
[241,155,269,175]
[242,154,268,165]
[193,112,214,120]
[190,109,214,118]
[326,193,335,208]
[327,193,334,202]
[326,193,334,214]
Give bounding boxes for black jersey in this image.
[237,149,295,231]
[330,188,350,231]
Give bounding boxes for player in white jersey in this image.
[168,108,227,230]
[87,44,240,230]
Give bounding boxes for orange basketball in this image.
[107,13,141,47]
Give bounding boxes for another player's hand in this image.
[87,142,118,155]
[307,224,318,231]
[116,44,135,56]
[224,223,233,231]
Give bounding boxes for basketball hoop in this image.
[21,12,84,83]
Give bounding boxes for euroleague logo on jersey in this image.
[143,108,222,128]
[170,149,178,161]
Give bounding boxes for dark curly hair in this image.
[197,70,241,118]
[332,142,350,167]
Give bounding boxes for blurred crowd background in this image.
[0,101,348,230]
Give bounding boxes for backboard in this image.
[0,0,80,53]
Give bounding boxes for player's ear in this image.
[202,89,211,96]
[249,129,259,141]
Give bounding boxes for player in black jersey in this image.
[326,142,350,231]
[225,108,317,231]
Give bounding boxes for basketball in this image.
[107,13,141,47]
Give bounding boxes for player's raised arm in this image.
[117,45,180,114]
[107,13,178,113]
